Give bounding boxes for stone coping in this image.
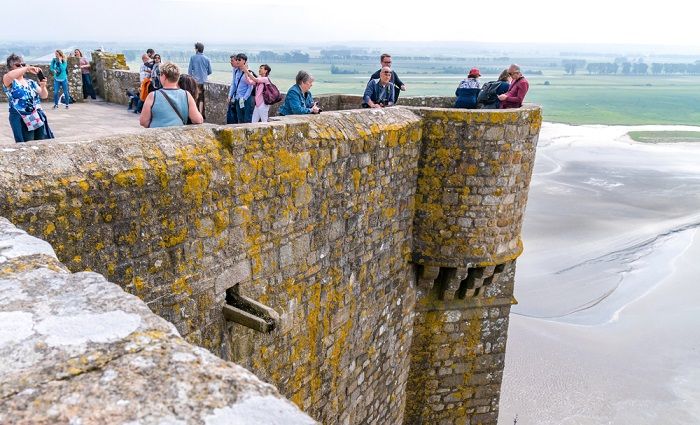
[0,217,317,425]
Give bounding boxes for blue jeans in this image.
[228,96,254,124]
[8,108,47,143]
[53,78,70,106]
[81,73,96,99]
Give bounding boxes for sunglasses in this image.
[381,71,392,75]
[14,63,26,68]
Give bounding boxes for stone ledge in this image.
[0,217,316,425]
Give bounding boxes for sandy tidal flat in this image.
[499,123,700,425]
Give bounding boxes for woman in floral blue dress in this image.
[3,53,51,143]
[50,49,69,109]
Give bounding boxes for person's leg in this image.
[82,74,88,99]
[226,102,237,124]
[197,84,205,118]
[62,79,70,108]
[233,100,244,124]
[53,80,60,107]
[9,109,27,143]
[251,105,261,123]
[244,96,254,123]
[260,104,270,122]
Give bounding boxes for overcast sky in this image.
[3,0,698,48]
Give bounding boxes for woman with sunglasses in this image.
[2,53,52,143]
[150,54,162,92]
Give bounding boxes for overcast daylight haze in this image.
[2,1,700,424]
[2,0,700,49]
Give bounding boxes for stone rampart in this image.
[0,57,83,104]
[0,66,541,423]
[0,217,316,424]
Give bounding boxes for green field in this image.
[133,59,700,126]
[628,131,700,143]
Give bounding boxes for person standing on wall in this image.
[369,54,406,103]
[139,62,203,128]
[74,49,96,100]
[50,50,69,109]
[363,66,395,108]
[3,53,53,142]
[226,53,254,124]
[187,42,212,119]
[242,64,272,122]
[498,64,529,109]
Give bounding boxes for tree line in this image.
[563,59,700,75]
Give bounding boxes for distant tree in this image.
[621,62,632,75]
[651,63,664,75]
[632,62,648,75]
[562,59,586,75]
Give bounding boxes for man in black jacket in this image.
[369,53,406,103]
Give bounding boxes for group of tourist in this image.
[3,44,530,142]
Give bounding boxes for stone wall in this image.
[0,88,541,423]
[0,57,83,104]
[0,217,316,424]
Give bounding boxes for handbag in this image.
[262,78,283,105]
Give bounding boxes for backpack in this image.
[262,78,283,105]
[477,81,503,106]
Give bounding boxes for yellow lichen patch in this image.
[43,222,56,237]
[171,277,193,296]
[133,276,146,292]
[114,168,147,187]
[213,209,230,235]
[352,169,361,191]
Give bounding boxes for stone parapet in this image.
[0,217,316,425]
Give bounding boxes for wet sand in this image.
[499,123,700,424]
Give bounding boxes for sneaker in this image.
[53,105,58,109]
[65,105,69,109]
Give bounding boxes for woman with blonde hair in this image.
[74,49,96,100]
[50,49,70,109]
[139,62,203,128]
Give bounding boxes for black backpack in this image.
[477,81,503,106]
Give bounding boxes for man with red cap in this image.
[498,64,529,108]
[454,67,481,109]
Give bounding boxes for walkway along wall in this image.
[0,60,541,425]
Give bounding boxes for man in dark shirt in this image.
[498,64,529,109]
[369,53,406,103]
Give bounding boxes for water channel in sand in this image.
[499,123,700,425]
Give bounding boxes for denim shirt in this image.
[228,68,253,100]
[188,53,212,84]
[278,84,314,116]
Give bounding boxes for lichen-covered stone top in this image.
[0,217,316,425]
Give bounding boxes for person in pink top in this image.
[243,64,272,122]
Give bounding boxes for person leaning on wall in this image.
[363,66,395,108]
[369,53,405,103]
[3,53,54,143]
[278,70,320,116]
[139,62,203,128]
[73,49,96,100]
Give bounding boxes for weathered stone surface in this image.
[0,65,542,425]
[0,218,316,425]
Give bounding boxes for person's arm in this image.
[188,57,194,76]
[186,92,204,124]
[32,77,48,100]
[243,66,259,85]
[364,80,379,108]
[393,72,405,90]
[288,90,311,115]
[139,92,155,128]
[206,58,212,76]
[504,80,529,104]
[3,65,30,87]
[227,72,235,102]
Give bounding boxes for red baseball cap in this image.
[469,68,481,77]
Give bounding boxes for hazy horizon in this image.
[2,0,700,55]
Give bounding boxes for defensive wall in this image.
[0,51,541,424]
